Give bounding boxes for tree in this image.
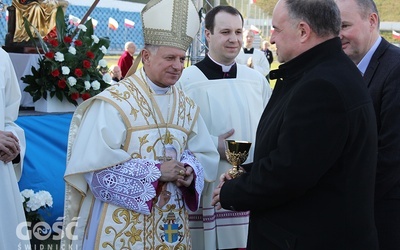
[253,0,277,16]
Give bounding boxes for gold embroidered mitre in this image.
[141,0,200,51]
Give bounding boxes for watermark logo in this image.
[18,243,80,250]
[16,217,79,242]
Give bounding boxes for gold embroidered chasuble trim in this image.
[79,72,199,249]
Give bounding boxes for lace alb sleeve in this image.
[180,149,204,211]
[88,158,161,215]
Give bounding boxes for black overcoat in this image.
[220,38,379,250]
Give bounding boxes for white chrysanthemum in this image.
[91,80,100,90]
[54,52,64,62]
[84,80,91,90]
[37,190,53,207]
[21,189,34,199]
[61,66,70,75]
[68,76,77,86]
[78,24,87,32]
[26,193,43,212]
[99,46,108,54]
[68,46,76,55]
[98,59,107,68]
[102,73,112,84]
[91,35,99,44]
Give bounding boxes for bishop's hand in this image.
[159,160,186,182]
[176,165,194,187]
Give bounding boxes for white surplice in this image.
[236,47,270,77]
[179,63,272,249]
[0,48,29,249]
[62,68,219,249]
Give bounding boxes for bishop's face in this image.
[142,46,186,88]
[206,11,243,65]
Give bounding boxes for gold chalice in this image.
[225,140,252,178]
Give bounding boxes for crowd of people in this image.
[2,0,399,249]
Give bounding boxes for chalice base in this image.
[228,167,244,179]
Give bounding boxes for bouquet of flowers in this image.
[21,6,111,105]
[20,189,53,223]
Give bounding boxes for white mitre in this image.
[141,0,200,51]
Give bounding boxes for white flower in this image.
[84,81,91,90]
[26,194,42,212]
[61,66,70,75]
[91,80,100,90]
[91,35,99,44]
[21,189,34,199]
[102,73,112,84]
[68,46,76,55]
[98,59,107,68]
[37,190,53,207]
[99,46,108,54]
[21,190,53,213]
[54,52,64,62]
[78,24,87,32]
[68,76,77,86]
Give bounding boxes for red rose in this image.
[49,39,58,47]
[64,36,73,43]
[44,27,57,42]
[74,68,83,77]
[81,93,91,100]
[51,69,60,77]
[82,60,91,69]
[86,51,94,59]
[57,79,67,89]
[74,40,83,46]
[71,92,80,100]
[45,52,54,59]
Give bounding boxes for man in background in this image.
[212,0,379,248]
[179,5,271,249]
[336,0,400,249]
[118,41,136,77]
[110,64,123,83]
[261,40,274,66]
[235,29,270,78]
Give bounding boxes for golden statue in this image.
[12,0,68,43]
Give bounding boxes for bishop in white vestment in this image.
[61,1,219,248]
[62,67,219,249]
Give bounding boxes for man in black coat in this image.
[211,0,379,249]
[336,0,400,249]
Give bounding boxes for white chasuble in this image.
[62,68,219,249]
